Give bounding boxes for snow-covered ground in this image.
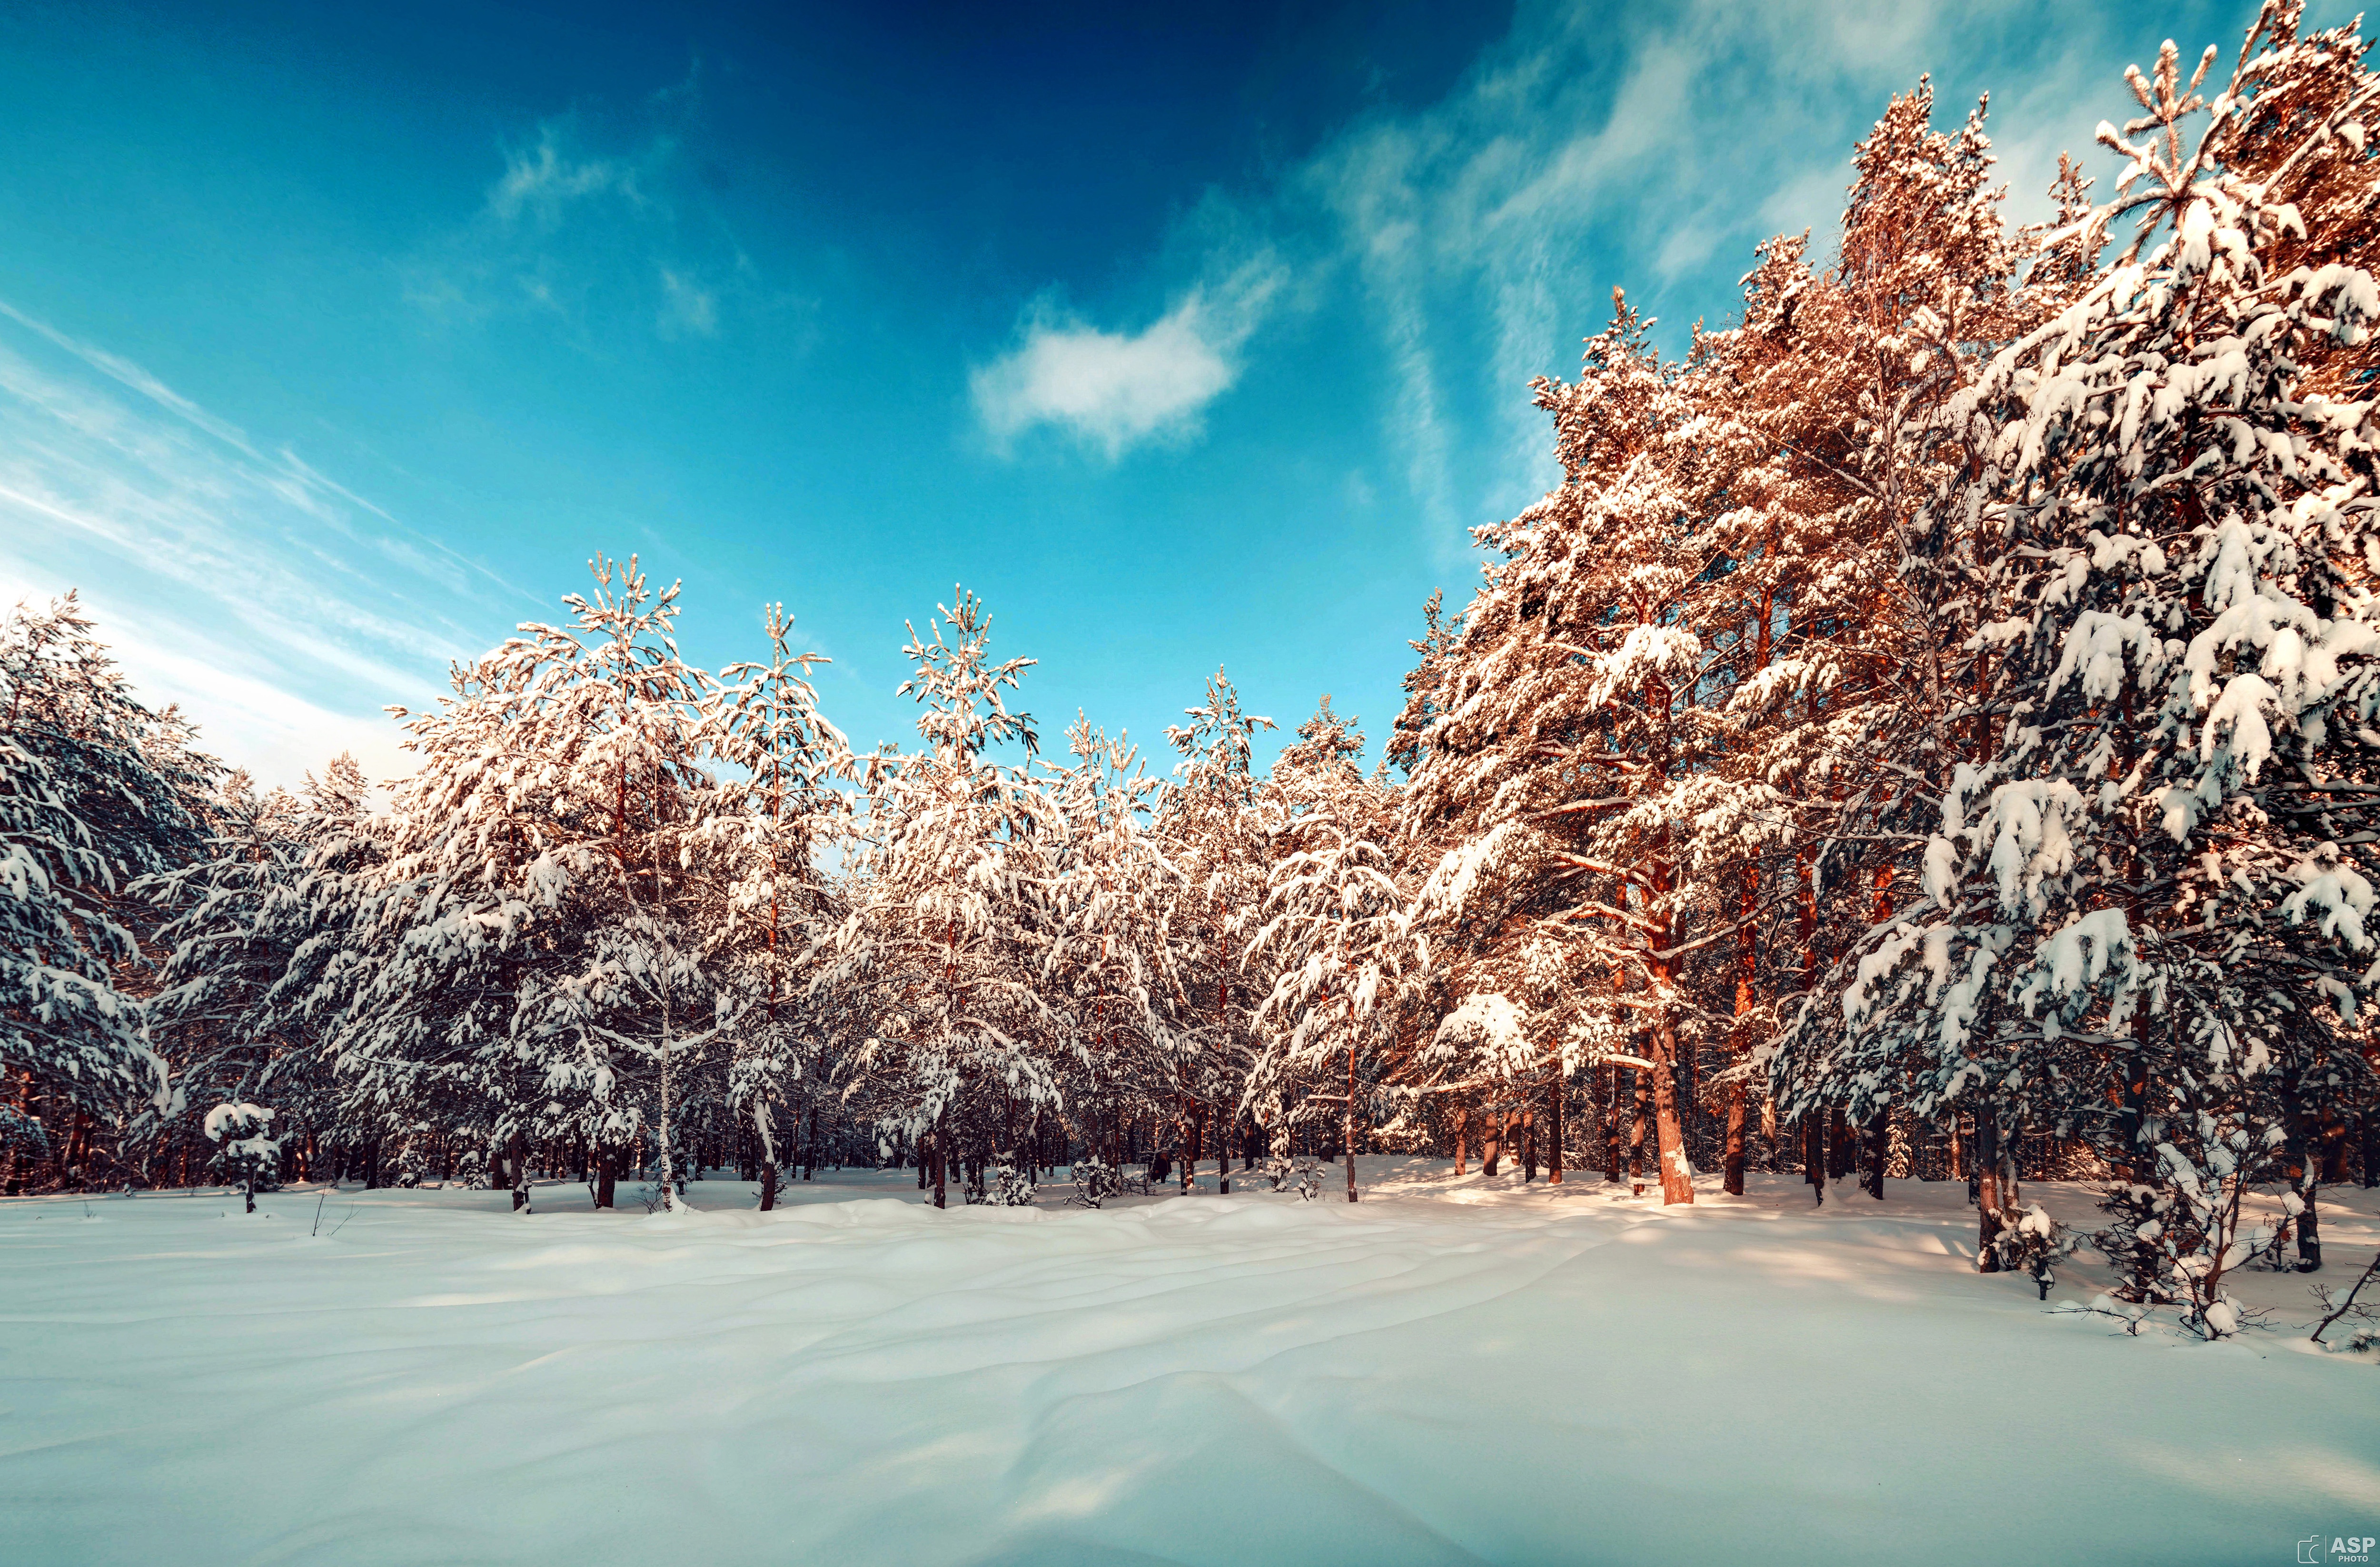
[5,1160,2376,1566]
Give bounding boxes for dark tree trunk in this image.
[1344,1044,1360,1203]
[758,1158,778,1212]
[595,1150,617,1210]
[1865,1114,1888,1200]
[509,1131,530,1212]
[1628,1070,1650,1194]
[1521,1108,1537,1183]
[2285,1113,2324,1271]
[1604,1068,1622,1184]
[1722,1085,1746,1197]
[1547,1076,1564,1185]
[1482,1108,1503,1178]
[1973,1108,2006,1272]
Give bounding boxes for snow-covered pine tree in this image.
[1774,5,2380,1314]
[1246,699,1415,1201]
[0,593,212,1193]
[829,589,1061,1208]
[1044,716,1187,1189]
[1711,77,2041,1202]
[141,762,357,1186]
[1401,296,1724,1205]
[1156,670,1275,1193]
[350,557,734,1212]
[711,604,853,1209]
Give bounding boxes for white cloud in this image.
[972,258,1282,459]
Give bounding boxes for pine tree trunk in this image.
[1973,1108,2005,1272]
[2285,1109,2324,1271]
[509,1130,530,1213]
[1604,1067,1622,1184]
[1218,1115,1230,1196]
[1547,1076,1563,1185]
[1802,1115,1825,1205]
[1521,1108,1537,1182]
[932,1129,947,1210]
[1722,1085,1746,1197]
[1628,1070,1649,1195]
[1483,1108,1502,1178]
[1647,1028,1694,1205]
[595,1149,616,1210]
[1454,1099,1468,1176]
[1344,1044,1359,1203]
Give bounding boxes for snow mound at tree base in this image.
[4,1161,2373,1566]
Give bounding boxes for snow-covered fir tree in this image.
[1772,4,2380,1319]
[0,594,211,1193]
[828,589,1062,1208]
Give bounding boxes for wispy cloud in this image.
[1007,0,2156,562]
[0,301,526,784]
[405,72,789,349]
[656,267,718,339]
[972,257,1283,460]
[487,126,648,226]
[1291,0,1981,556]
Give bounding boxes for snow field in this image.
[4,1161,2377,1566]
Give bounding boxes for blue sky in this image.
[0,0,2336,785]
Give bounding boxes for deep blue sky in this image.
[0,0,2337,784]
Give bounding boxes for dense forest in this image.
[10,0,2380,1339]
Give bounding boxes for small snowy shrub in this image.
[979,1156,1035,1208]
[2092,1184,2182,1304]
[1986,1202,2075,1299]
[2090,1124,2281,1338]
[1069,1159,1121,1209]
[1262,1155,1325,1200]
[204,1102,279,1213]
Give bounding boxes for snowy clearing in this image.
[6,1160,2377,1566]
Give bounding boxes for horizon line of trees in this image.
[8,1,2380,1337]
